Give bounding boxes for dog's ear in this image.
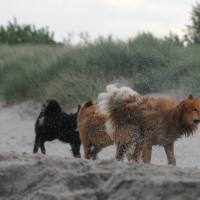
[188,94,193,99]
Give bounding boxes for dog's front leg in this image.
[164,143,176,165]
[132,143,143,162]
[115,142,128,161]
[141,143,153,164]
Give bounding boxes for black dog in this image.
[33,100,81,158]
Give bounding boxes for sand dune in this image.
[1,152,200,200]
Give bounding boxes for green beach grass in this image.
[0,33,199,108]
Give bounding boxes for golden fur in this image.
[77,101,113,159]
[77,101,135,160]
[97,86,200,165]
[107,96,200,164]
[126,96,178,163]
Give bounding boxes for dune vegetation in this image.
[0,33,199,107]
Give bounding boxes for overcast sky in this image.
[0,0,197,41]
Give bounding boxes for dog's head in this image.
[178,95,200,127]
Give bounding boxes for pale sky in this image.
[0,0,197,41]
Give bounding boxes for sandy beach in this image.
[0,102,200,199]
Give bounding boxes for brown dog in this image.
[98,85,200,165]
[77,100,136,160]
[134,95,200,165]
[77,101,113,159]
[135,96,178,164]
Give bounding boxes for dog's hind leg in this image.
[40,140,46,154]
[164,143,176,165]
[132,143,143,162]
[70,143,81,158]
[141,144,153,164]
[33,134,40,154]
[90,146,102,160]
[82,142,91,159]
[115,142,129,161]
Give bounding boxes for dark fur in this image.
[33,100,81,158]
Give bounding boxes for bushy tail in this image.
[97,84,138,115]
[97,85,138,137]
[38,99,62,117]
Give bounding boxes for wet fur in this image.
[78,100,136,160]
[33,100,81,158]
[110,97,200,164]
[98,85,200,165]
[125,96,178,163]
[77,101,113,159]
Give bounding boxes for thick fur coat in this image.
[77,101,113,159]
[33,100,81,158]
[97,85,200,165]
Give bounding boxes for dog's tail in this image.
[39,99,62,117]
[97,84,138,115]
[97,84,138,136]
